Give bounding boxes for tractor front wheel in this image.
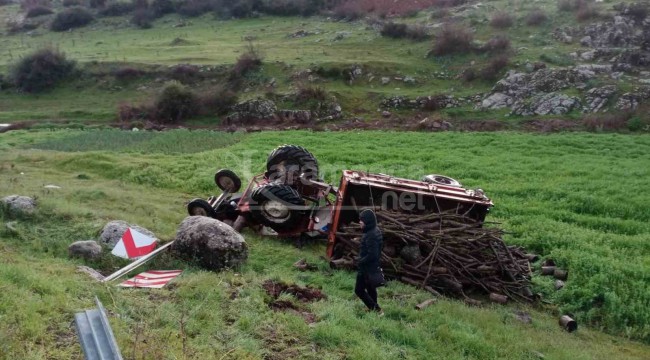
[250,184,305,231]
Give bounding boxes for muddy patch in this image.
[262,280,325,324]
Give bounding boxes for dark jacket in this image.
[357,209,382,273]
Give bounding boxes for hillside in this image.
[1,130,650,359]
[0,0,648,130]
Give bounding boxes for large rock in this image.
[584,85,618,112]
[225,99,277,125]
[69,240,103,260]
[99,220,157,249]
[616,86,650,110]
[512,93,581,116]
[582,17,638,48]
[1,195,36,215]
[172,216,248,271]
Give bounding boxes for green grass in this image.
[1,129,650,359]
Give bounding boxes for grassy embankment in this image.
[1,129,649,359]
[0,1,634,124]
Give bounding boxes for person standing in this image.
[355,208,384,315]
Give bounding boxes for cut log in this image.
[415,299,437,310]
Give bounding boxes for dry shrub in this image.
[154,82,198,123]
[113,67,144,80]
[480,55,509,81]
[525,8,548,26]
[198,85,238,115]
[380,22,429,41]
[99,2,135,16]
[430,7,450,19]
[177,0,214,17]
[295,85,328,104]
[20,0,49,10]
[557,0,575,12]
[430,23,473,56]
[10,47,75,93]
[461,68,477,82]
[231,42,263,79]
[582,113,631,131]
[62,0,82,6]
[169,64,200,83]
[490,11,514,29]
[576,2,599,21]
[88,0,106,9]
[131,8,155,29]
[50,7,94,31]
[333,0,464,18]
[118,102,153,122]
[483,35,511,53]
[25,5,53,17]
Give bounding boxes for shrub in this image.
[50,7,94,31]
[198,85,238,115]
[151,0,175,16]
[113,67,144,80]
[582,113,631,131]
[154,82,198,123]
[490,11,514,29]
[62,0,82,6]
[10,48,75,93]
[332,2,363,21]
[430,23,473,57]
[482,35,511,53]
[177,0,214,17]
[557,0,574,12]
[461,68,477,82]
[295,85,328,104]
[169,64,200,83]
[25,5,53,17]
[99,2,135,16]
[430,7,450,19]
[88,0,106,8]
[118,102,153,122]
[231,42,263,79]
[576,2,599,21]
[380,22,429,41]
[20,0,49,10]
[479,55,509,81]
[526,8,548,26]
[131,8,155,28]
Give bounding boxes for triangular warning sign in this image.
[111,228,157,259]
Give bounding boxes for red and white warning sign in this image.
[118,270,182,289]
[111,228,157,259]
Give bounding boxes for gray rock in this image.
[580,50,596,61]
[1,195,36,215]
[580,36,592,47]
[481,92,513,109]
[100,220,157,249]
[333,31,350,41]
[69,240,103,260]
[381,110,391,118]
[276,109,312,124]
[225,99,277,125]
[584,85,617,112]
[616,86,650,110]
[381,77,390,85]
[512,93,581,116]
[172,216,248,271]
[403,76,416,84]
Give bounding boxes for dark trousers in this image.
[355,272,380,311]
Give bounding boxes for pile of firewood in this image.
[332,209,536,303]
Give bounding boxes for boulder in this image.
[69,240,103,260]
[225,99,277,125]
[584,85,618,112]
[99,220,157,249]
[172,216,248,271]
[1,195,36,215]
[481,92,513,109]
[512,93,581,116]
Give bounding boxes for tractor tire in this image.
[266,144,319,186]
[422,174,462,187]
[250,184,306,231]
[188,198,217,218]
[214,169,242,192]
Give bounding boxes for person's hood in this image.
[359,208,377,232]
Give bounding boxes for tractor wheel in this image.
[188,198,217,218]
[422,174,462,187]
[214,169,242,192]
[250,184,305,231]
[266,144,319,186]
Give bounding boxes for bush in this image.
[582,113,631,131]
[169,64,200,83]
[332,2,363,21]
[99,2,135,16]
[557,0,574,12]
[198,85,238,115]
[295,85,328,104]
[50,7,94,31]
[118,102,153,122]
[482,35,511,53]
[131,8,155,28]
[461,68,477,82]
[576,2,599,21]
[155,82,198,123]
[430,23,473,57]
[62,0,82,7]
[526,8,548,26]
[479,55,509,81]
[490,11,514,28]
[380,22,429,41]
[20,0,49,10]
[113,67,144,80]
[88,0,106,8]
[10,48,75,93]
[151,0,175,16]
[25,5,53,17]
[177,0,214,17]
[231,42,263,79]
[430,7,450,19]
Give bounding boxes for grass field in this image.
[0,1,639,124]
[1,129,650,359]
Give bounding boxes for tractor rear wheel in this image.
[266,144,319,186]
[250,184,305,231]
[188,199,217,218]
